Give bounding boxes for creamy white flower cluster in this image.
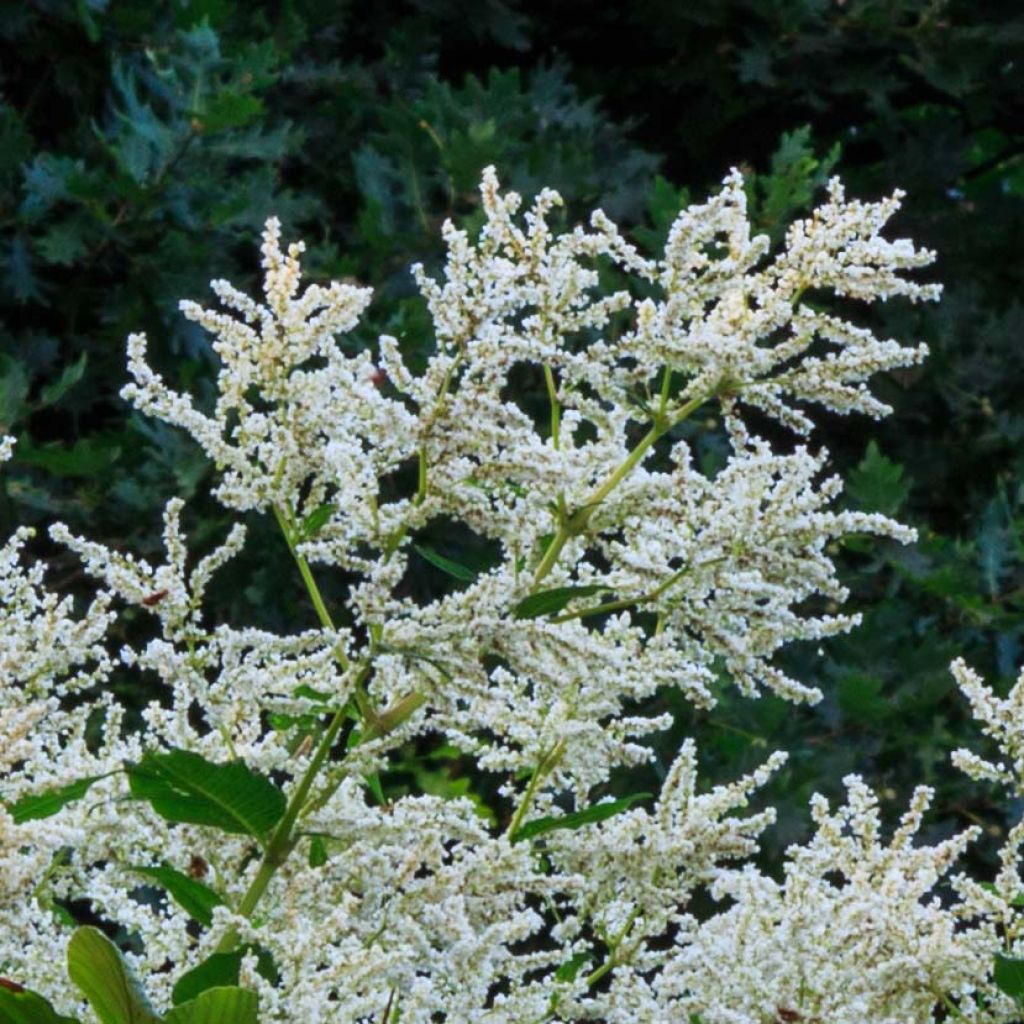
[6,169,1011,1024]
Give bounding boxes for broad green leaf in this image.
[512,585,606,620]
[994,952,1024,1004]
[9,776,104,824]
[66,927,161,1024]
[171,952,243,1007]
[0,983,81,1024]
[172,947,276,1007]
[134,865,224,928]
[413,544,478,582]
[127,749,285,840]
[164,987,257,1024]
[512,793,652,844]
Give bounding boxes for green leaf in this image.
[133,865,224,928]
[8,776,104,824]
[198,93,263,133]
[512,585,606,620]
[0,354,29,429]
[291,684,334,703]
[995,952,1024,1004]
[512,793,651,844]
[66,927,161,1024]
[36,222,92,267]
[846,441,910,517]
[756,125,840,233]
[16,435,122,478]
[554,952,593,983]
[298,503,335,540]
[164,987,257,1024]
[837,673,888,725]
[979,882,1024,907]
[308,835,328,868]
[38,355,87,407]
[413,544,478,583]
[171,952,243,1007]
[0,983,81,1024]
[127,749,285,840]
[171,948,276,1007]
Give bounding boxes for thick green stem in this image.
[215,699,353,953]
[658,366,673,417]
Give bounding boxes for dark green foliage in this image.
[3,0,1023,875]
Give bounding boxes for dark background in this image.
[3,0,1023,861]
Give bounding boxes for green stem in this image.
[506,741,565,841]
[544,364,561,449]
[658,366,673,418]
[938,992,966,1020]
[302,689,428,817]
[583,908,639,989]
[531,390,709,590]
[416,447,428,503]
[215,697,353,953]
[382,354,464,561]
[273,503,341,644]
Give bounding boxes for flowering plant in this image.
[3,167,1023,1023]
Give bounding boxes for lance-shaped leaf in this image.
[66,927,161,1024]
[0,982,81,1024]
[9,776,105,824]
[413,544,478,582]
[512,793,652,844]
[512,584,607,620]
[164,987,257,1024]
[127,750,285,841]
[134,865,225,928]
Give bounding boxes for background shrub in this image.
[3,0,1023,863]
